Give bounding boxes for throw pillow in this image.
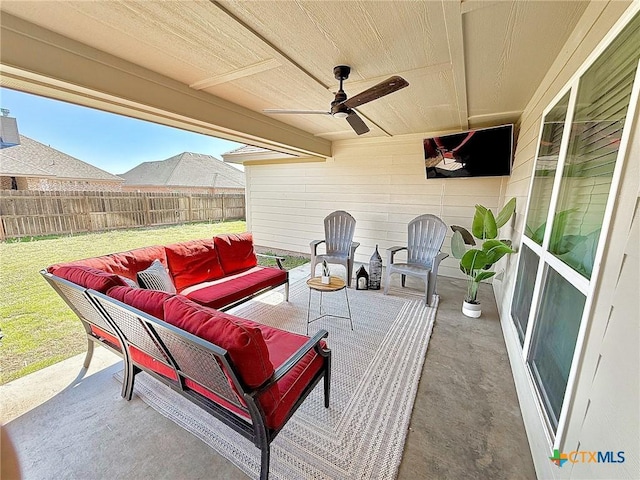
[213,232,258,275]
[165,239,224,291]
[136,259,176,294]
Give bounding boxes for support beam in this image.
[0,14,331,159]
[441,1,469,131]
[189,59,281,90]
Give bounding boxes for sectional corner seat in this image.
[41,233,331,480]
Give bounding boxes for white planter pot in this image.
[321,276,331,285]
[462,300,482,318]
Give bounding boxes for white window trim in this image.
[508,3,640,453]
[555,60,640,448]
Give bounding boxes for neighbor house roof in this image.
[222,145,298,164]
[119,152,245,189]
[0,135,123,182]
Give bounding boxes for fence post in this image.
[83,194,92,232]
[221,194,225,222]
[143,194,151,226]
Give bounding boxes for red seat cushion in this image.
[165,239,225,291]
[54,265,128,293]
[252,322,326,430]
[214,233,258,275]
[181,266,287,309]
[184,379,250,419]
[90,325,121,348]
[129,346,177,381]
[106,286,173,320]
[162,296,274,389]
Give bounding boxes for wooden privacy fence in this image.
[0,190,245,240]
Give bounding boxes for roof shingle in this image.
[0,135,122,182]
[119,152,245,189]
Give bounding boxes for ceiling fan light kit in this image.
[264,65,408,135]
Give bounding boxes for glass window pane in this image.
[524,93,570,244]
[528,267,586,430]
[510,244,539,345]
[550,15,640,278]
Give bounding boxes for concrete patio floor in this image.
[1,268,536,479]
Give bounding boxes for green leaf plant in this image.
[450,198,517,304]
[524,208,599,278]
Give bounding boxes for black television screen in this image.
[424,124,514,178]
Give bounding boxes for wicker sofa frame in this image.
[42,271,331,480]
[42,272,124,373]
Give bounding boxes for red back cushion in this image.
[163,296,274,389]
[106,286,173,320]
[47,245,167,280]
[54,265,128,293]
[214,233,258,275]
[165,239,225,291]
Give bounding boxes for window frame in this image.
[509,7,640,451]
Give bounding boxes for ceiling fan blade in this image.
[263,109,331,115]
[342,76,409,109]
[345,111,370,135]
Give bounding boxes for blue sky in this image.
[0,88,243,174]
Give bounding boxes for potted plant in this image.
[321,260,331,284]
[450,198,516,318]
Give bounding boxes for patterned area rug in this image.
[121,280,437,479]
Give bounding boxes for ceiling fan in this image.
[263,65,409,135]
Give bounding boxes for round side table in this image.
[306,276,353,334]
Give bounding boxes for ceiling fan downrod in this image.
[331,65,351,118]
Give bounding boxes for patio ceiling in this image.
[0,1,588,158]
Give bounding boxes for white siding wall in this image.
[493,1,639,478]
[246,133,509,280]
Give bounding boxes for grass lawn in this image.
[0,222,308,384]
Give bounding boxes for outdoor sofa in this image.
[41,232,331,480]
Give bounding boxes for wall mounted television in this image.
[424,124,514,179]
